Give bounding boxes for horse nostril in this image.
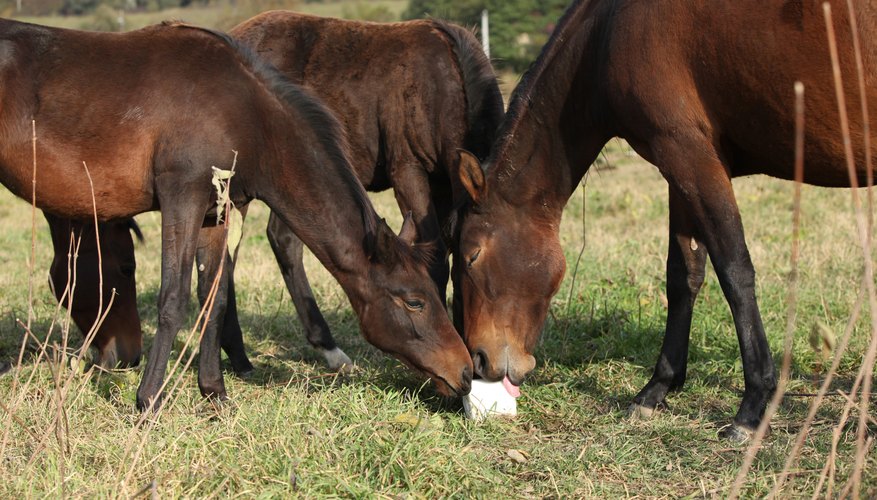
[472,349,488,378]
[461,364,473,386]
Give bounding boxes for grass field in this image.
[0,136,874,496]
[0,3,876,497]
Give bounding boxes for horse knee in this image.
[720,262,757,308]
[687,272,705,297]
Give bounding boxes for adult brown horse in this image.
[0,18,473,410]
[455,0,876,440]
[213,12,502,370]
[45,214,143,369]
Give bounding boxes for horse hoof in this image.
[136,393,164,413]
[627,403,655,420]
[233,366,255,379]
[718,423,764,443]
[321,347,354,373]
[206,393,230,409]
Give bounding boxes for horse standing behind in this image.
[454,0,876,440]
[39,13,504,376]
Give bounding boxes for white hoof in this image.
[320,347,354,373]
[627,403,655,420]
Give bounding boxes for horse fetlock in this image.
[668,373,687,392]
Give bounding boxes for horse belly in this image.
[0,135,154,220]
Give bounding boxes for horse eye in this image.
[403,298,424,312]
[119,263,136,278]
[467,249,481,268]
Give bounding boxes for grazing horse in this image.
[38,13,503,376]
[45,214,143,369]
[454,0,876,440]
[0,19,473,410]
[213,12,503,370]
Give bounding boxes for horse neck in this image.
[260,126,377,302]
[489,0,610,217]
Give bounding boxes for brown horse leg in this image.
[629,187,707,418]
[217,264,254,375]
[266,212,352,371]
[391,166,450,303]
[432,180,460,331]
[136,201,208,411]
[193,223,236,401]
[650,136,777,441]
[196,219,254,377]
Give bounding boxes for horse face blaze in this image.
[457,210,565,385]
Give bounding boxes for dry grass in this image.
[0,141,874,496]
[0,2,875,496]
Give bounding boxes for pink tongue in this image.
[502,376,521,398]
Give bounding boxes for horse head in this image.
[355,213,473,396]
[453,152,566,386]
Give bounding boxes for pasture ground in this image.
[0,138,875,496]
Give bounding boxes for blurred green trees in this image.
[403,0,569,72]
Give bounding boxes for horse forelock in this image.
[377,224,437,271]
[165,21,379,252]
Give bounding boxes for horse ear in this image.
[458,150,487,204]
[398,211,417,245]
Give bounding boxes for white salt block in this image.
[462,377,520,421]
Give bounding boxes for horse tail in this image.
[126,218,144,243]
[430,20,505,162]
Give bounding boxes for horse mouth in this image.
[429,373,470,397]
[390,352,470,397]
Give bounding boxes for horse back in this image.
[231,12,498,190]
[599,0,877,186]
[0,20,273,219]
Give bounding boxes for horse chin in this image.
[430,376,458,397]
[393,354,464,397]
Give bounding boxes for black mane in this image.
[492,0,595,165]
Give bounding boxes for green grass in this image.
[0,139,875,497]
[0,5,876,496]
